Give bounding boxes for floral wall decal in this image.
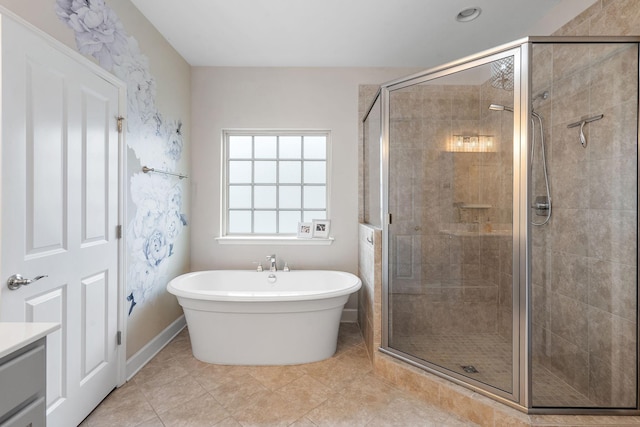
[55,0,188,314]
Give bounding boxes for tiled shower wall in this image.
[530,41,638,406]
[540,0,640,405]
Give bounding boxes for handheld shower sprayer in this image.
[488,103,551,226]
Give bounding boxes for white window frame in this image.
[218,129,333,245]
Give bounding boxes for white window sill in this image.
[216,236,334,245]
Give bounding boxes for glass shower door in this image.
[386,55,517,395]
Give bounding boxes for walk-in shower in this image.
[363,37,640,414]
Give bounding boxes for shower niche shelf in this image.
[459,204,492,209]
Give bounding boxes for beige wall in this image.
[190,67,418,314]
[0,0,192,358]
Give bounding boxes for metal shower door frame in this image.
[380,41,525,408]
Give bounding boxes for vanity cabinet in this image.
[0,323,59,427]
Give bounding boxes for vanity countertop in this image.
[0,322,60,359]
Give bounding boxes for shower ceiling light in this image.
[448,135,495,153]
[456,7,482,22]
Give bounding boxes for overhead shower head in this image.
[488,104,513,112]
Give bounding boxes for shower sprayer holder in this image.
[532,196,550,216]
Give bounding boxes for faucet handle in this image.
[283,262,290,272]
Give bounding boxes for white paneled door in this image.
[0,15,124,427]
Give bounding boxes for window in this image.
[223,130,329,236]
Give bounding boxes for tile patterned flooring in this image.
[80,324,479,427]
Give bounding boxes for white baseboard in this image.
[341,308,358,323]
[125,315,187,381]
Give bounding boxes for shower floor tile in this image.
[392,333,597,407]
[392,333,514,392]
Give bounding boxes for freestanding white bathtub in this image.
[167,270,362,365]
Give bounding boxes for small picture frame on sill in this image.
[312,220,330,238]
[297,222,313,238]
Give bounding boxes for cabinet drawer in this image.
[0,396,45,427]
[0,345,45,417]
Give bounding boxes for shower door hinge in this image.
[117,331,122,346]
[117,116,125,133]
[387,213,392,225]
[116,225,122,239]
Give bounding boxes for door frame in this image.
[0,6,128,387]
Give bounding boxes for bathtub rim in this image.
[167,269,362,302]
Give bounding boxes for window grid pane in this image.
[225,131,328,235]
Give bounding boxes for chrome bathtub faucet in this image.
[266,254,277,272]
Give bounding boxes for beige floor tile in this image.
[152,334,191,364]
[140,374,208,414]
[133,418,166,427]
[305,393,382,427]
[87,324,530,427]
[305,344,373,390]
[276,374,332,412]
[248,364,307,390]
[84,392,158,427]
[365,394,452,426]
[231,391,309,427]
[289,417,318,427]
[299,357,340,387]
[335,322,364,355]
[158,393,230,427]
[87,381,144,414]
[340,372,397,400]
[208,374,269,413]
[338,343,372,367]
[132,357,190,389]
[171,349,213,373]
[213,417,243,427]
[439,417,482,427]
[306,372,400,427]
[192,363,253,391]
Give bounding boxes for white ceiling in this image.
[130,0,594,68]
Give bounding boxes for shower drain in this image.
[461,365,479,374]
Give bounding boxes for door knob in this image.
[7,274,48,290]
